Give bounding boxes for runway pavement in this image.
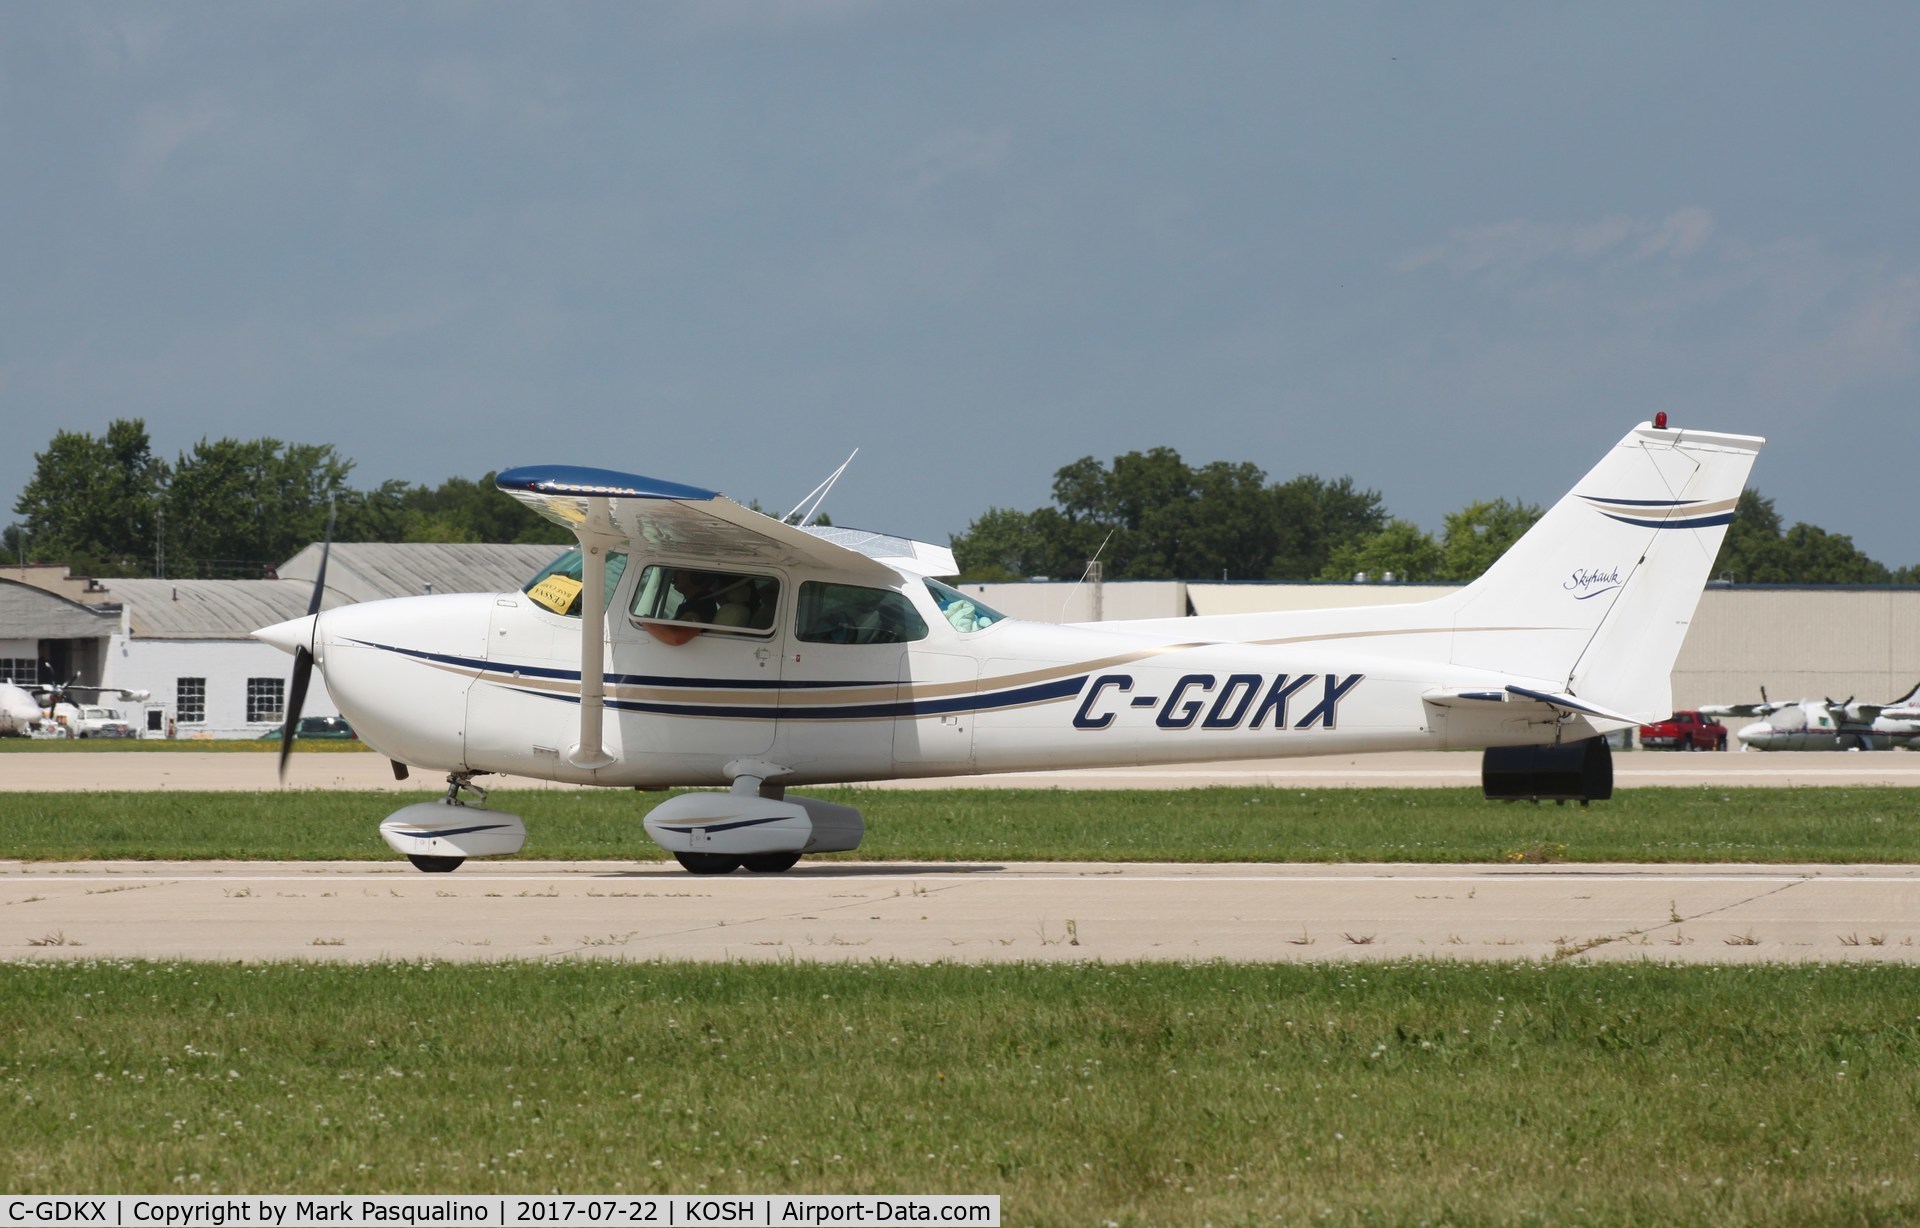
[6,859,1919,965]
[7,747,1920,791]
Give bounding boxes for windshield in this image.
[925,578,1005,632]
[522,547,629,617]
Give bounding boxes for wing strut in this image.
[567,497,619,771]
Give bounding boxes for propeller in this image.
[278,507,334,781]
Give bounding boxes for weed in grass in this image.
[1341,932,1376,945]
[1842,932,1863,946]
[1552,936,1614,961]
[310,938,344,947]
[1726,931,1762,946]
[1671,899,1684,923]
[1505,841,1568,863]
[221,888,252,898]
[1287,928,1315,946]
[11,895,47,905]
[577,932,637,947]
[25,931,78,946]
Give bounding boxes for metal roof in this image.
[108,579,353,640]
[0,578,121,638]
[277,542,564,604]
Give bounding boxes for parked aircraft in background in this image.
[1702,683,1920,750]
[0,677,150,737]
[0,682,44,736]
[256,417,1763,874]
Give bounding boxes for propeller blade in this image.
[278,646,313,782]
[307,505,334,618]
[280,505,335,781]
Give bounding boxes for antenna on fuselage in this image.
[782,449,859,528]
[1058,529,1116,623]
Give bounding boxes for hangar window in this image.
[522,547,631,618]
[176,677,206,724]
[796,582,928,645]
[0,658,38,686]
[247,677,285,724]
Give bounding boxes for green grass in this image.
[2,786,1917,863]
[1,960,1916,1224]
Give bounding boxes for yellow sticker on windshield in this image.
[528,574,584,615]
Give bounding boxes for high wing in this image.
[496,465,956,578]
[1698,700,1784,719]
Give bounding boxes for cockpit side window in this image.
[796,582,929,645]
[630,565,780,637]
[925,577,1006,633]
[523,547,629,618]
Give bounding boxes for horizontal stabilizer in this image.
[1425,685,1639,728]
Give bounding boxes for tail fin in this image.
[1443,422,1763,720]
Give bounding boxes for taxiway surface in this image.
[6,860,1918,965]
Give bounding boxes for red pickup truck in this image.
[1637,710,1728,751]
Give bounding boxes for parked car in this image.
[1637,710,1728,751]
[54,704,136,738]
[258,716,358,741]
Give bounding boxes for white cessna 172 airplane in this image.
[1702,683,1920,751]
[255,417,1761,875]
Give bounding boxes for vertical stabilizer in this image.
[1444,423,1763,719]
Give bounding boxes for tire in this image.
[674,852,742,875]
[742,852,802,873]
[407,854,464,873]
[1716,735,1727,751]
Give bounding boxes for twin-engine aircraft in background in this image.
[256,418,1763,874]
[1702,683,1920,751]
[0,676,150,737]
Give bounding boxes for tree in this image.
[9,419,164,575]
[1711,488,1892,584]
[1318,518,1444,582]
[951,447,1387,582]
[1439,498,1543,581]
[162,437,357,576]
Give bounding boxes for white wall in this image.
[956,581,1187,624]
[105,634,340,739]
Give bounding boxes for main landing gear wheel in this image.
[742,852,802,873]
[407,854,464,873]
[674,852,742,875]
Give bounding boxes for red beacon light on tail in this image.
[1654,411,1668,429]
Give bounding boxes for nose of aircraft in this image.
[254,613,318,656]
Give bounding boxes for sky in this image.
[5,2,1920,569]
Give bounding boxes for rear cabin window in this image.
[522,547,630,617]
[630,565,780,635]
[796,582,928,645]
